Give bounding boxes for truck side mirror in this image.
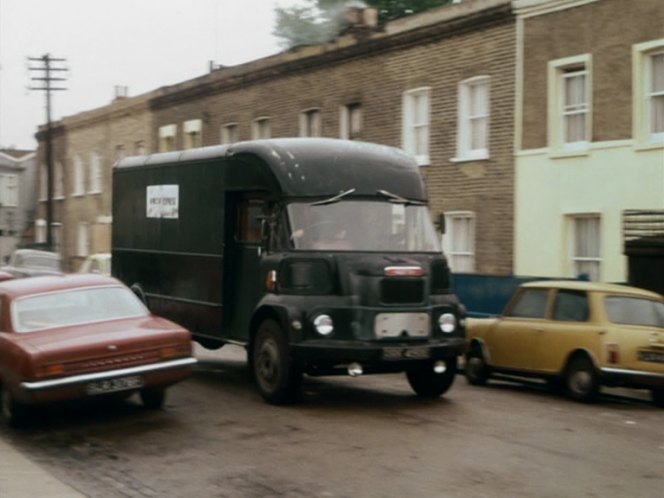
[435,213,446,234]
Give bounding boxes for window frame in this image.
[300,108,322,138]
[340,102,362,140]
[72,155,85,197]
[633,40,664,147]
[548,54,592,154]
[251,117,272,140]
[88,151,102,194]
[183,119,203,149]
[568,213,602,281]
[221,122,239,144]
[456,76,490,161]
[442,211,476,273]
[158,124,177,152]
[402,87,431,166]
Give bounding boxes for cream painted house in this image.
[513,0,664,282]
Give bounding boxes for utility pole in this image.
[28,54,67,250]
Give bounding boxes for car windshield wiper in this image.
[311,188,356,206]
[376,189,425,205]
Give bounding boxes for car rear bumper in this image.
[601,366,664,388]
[18,357,197,403]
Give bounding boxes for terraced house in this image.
[34,0,661,285]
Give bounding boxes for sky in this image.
[0,0,301,150]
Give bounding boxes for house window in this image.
[77,222,90,257]
[89,152,102,194]
[442,211,475,273]
[300,109,321,137]
[340,103,362,140]
[548,55,592,152]
[0,174,18,207]
[402,88,430,165]
[183,119,203,149]
[252,117,271,140]
[72,155,85,196]
[457,76,490,160]
[52,223,62,253]
[569,214,601,281]
[158,124,177,152]
[634,41,664,145]
[35,219,46,244]
[54,161,64,198]
[135,141,146,155]
[39,163,47,201]
[221,123,239,144]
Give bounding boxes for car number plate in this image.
[383,347,431,361]
[85,375,144,395]
[638,350,664,364]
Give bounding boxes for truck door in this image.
[224,194,266,341]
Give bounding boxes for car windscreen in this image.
[287,200,440,252]
[604,296,664,328]
[13,286,149,333]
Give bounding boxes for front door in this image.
[224,193,267,342]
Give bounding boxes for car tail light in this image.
[384,266,424,277]
[160,346,189,359]
[36,363,65,378]
[606,343,620,364]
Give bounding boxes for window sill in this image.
[87,191,102,196]
[450,154,489,163]
[71,193,85,198]
[549,147,590,159]
[633,140,664,152]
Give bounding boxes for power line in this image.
[28,54,68,250]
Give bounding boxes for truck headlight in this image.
[438,313,456,333]
[313,314,334,336]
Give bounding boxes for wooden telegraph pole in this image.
[28,54,67,250]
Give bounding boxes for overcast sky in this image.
[0,0,301,150]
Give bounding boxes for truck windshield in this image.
[287,200,440,252]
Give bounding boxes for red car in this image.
[0,274,196,427]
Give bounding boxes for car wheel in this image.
[565,356,599,403]
[651,389,664,408]
[252,319,302,404]
[1,385,29,428]
[465,347,489,386]
[140,388,166,409]
[406,357,457,398]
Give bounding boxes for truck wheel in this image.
[651,389,664,408]
[565,356,599,403]
[1,385,29,428]
[465,347,489,386]
[406,357,457,398]
[140,388,166,409]
[252,319,302,404]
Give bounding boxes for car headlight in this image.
[438,313,456,333]
[313,314,334,336]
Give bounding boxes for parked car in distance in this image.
[78,252,111,276]
[465,280,664,406]
[0,274,196,427]
[1,249,63,278]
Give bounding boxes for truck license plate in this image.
[85,375,144,395]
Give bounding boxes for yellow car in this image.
[465,281,664,405]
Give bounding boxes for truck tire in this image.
[252,319,302,404]
[406,357,457,398]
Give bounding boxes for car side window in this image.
[506,289,549,319]
[552,290,589,322]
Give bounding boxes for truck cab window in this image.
[236,199,264,244]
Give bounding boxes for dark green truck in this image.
[112,138,465,403]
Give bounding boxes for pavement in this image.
[0,438,87,497]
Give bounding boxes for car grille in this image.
[381,279,424,304]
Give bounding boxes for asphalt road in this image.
[1,345,662,498]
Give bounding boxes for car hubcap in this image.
[570,370,592,394]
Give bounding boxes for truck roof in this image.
[115,138,428,201]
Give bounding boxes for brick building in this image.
[37,0,517,273]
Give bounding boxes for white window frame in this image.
[548,54,592,154]
[568,214,601,282]
[39,163,47,201]
[134,141,146,155]
[340,102,362,140]
[221,122,239,144]
[35,219,46,244]
[402,87,431,166]
[158,124,177,152]
[54,161,64,199]
[251,117,271,140]
[633,40,664,147]
[77,222,90,257]
[442,211,476,273]
[88,152,102,194]
[0,174,18,207]
[456,76,490,161]
[300,109,322,137]
[183,119,203,149]
[72,155,85,197]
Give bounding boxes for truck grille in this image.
[381,279,424,304]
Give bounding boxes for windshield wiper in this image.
[376,189,425,205]
[311,188,356,206]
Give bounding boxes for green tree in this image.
[274,0,453,49]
